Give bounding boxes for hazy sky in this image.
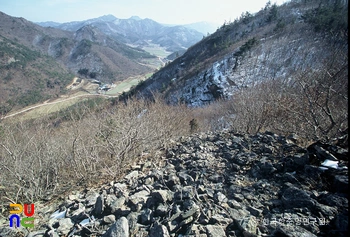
[1,0,287,25]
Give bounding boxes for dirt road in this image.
[1,93,118,120]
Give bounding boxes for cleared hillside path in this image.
[1,93,118,120]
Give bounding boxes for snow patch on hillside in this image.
[169,33,330,107]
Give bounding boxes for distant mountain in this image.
[184,21,220,34]
[38,15,204,52]
[35,21,62,28]
[37,15,119,32]
[0,11,154,112]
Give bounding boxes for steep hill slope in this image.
[133,0,348,106]
[0,11,155,113]
[0,26,74,114]
[0,11,155,81]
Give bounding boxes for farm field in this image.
[2,43,174,121]
[106,73,153,95]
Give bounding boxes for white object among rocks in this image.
[321,159,339,169]
[50,210,66,219]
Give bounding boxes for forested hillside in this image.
[130,0,348,141]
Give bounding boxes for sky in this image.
[0,0,288,26]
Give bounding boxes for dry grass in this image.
[195,58,348,142]
[0,62,347,205]
[0,46,347,207]
[107,76,144,95]
[0,96,194,203]
[3,91,99,122]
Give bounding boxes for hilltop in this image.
[37,15,205,52]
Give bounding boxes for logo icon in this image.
[9,204,35,228]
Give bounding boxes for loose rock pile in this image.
[1,131,348,237]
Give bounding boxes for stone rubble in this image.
[1,130,348,237]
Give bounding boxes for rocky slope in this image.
[1,130,348,237]
[134,0,348,106]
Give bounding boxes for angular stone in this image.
[210,214,232,225]
[0,227,27,237]
[227,199,242,209]
[103,214,116,224]
[178,172,195,185]
[102,217,129,237]
[26,130,349,237]
[313,144,338,161]
[282,187,316,209]
[166,174,181,189]
[149,223,170,237]
[247,206,263,217]
[126,212,139,235]
[109,196,126,213]
[47,230,59,237]
[197,185,206,194]
[287,133,299,143]
[155,203,168,217]
[273,225,317,237]
[332,175,348,194]
[144,176,154,185]
[85,190,99,207]
[182,202,200,219]
[208,174,224,183]
[198,207,212,224]
[57,218,74,236]
[260,161,277,175]
[231,193,245,202]
[329,213,348,235]
[113,183,128,197]
[232,153,255,166]
[124,170,139,181]
[314,203,338,217]
[66,202,85,219]
[235,216,258,236]
[317,192,348,208]
[152,190,173,203]
[128,190,150,211]
[227,207,250,220]
[188,224,206,236]
[214,192,228,203]
[282,172,299,184]
[94,195,104,216]
[205,225,226,237]
[68,194,78,201]
[174,186,195,200]
[139,208,153,225]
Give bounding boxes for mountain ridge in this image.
[0,11,154,113]
[131,0,348,107]
[37,15,205,52]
